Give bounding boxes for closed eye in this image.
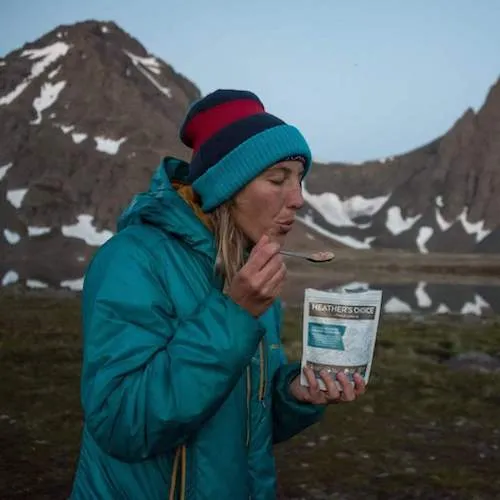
[269,178,285,185]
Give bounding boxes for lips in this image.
[277,220,294,234]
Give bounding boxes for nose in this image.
[287,182,304,210]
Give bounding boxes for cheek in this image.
[267,190,287,216]
[242,199,268,224]
[252,192,284,221]
[234,183,286,228]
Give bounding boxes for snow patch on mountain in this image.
[72,132,88,144]
[3,229,21,244]
[61,277,84,291]
[54,123,88,143]
[298,213,376,249]
[61,214,114,245]
[95,136,127,155]
[28,226,51,236]
[0,163,12,182]
[6,188,28,209]
[0,42,70,106]
[457,208,491,243]
[27,279,49,289]
[48,65,62,79]
[30,80,67,124]
[416,226,434,254]
[303,184,389,228]
[433,196,490,241]
[435,208,453,231]
[344,194,389,220]
[1,271,19,286]
[386,206,422,235]
[124,50,172,97]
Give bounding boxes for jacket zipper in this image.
[258,338,267,405]
[246,366,251,447]
[168,445,187,500]
[180,446,186,500]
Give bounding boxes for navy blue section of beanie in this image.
[188,112,285,183]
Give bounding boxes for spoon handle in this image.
[279,250,309,259]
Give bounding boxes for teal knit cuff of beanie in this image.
[192,124,312,212]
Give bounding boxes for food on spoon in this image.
[310,251,335,262]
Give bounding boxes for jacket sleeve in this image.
[81,236,264,461]
[271,307,326,444]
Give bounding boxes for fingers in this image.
[245,234,281,274]
[242,233,286,297]
[304,366,321,394]
[306,369,367,405]
[319,370,341,402]
[336,372,356,401]
[353,372,366,396]
[228,233,287,317]
[302,366,325,403]
[258,254,285,284]
[303,368,340,405]
[260,262,287,297]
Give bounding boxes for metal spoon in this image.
[280,250,335,263]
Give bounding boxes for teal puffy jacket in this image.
[70,157,325,499]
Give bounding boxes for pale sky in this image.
[1,0,499,163]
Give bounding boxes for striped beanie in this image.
[179,89,312,212]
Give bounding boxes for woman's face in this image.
[231,160,305,246]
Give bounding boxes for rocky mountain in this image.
[0,20,199,289]
[1,19,499,292]
[300,78,500,254]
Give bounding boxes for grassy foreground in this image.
[0,292,499,499]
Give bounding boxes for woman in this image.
[71,89,365,499]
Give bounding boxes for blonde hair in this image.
[209,201,248,287]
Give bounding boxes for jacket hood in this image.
[117,157,216,259]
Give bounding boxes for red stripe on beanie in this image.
[183,99,265,153]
